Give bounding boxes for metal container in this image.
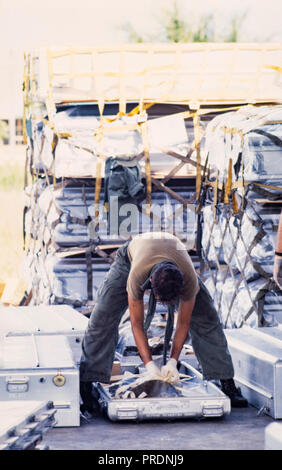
[0,334,80,427]
[0,305,88,366]
[0,400,56,450]
[93,361,231,422]
[265,423,282,450]
[225,325,282,419]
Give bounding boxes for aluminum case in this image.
[0,305,88,366]
[0,334,80,427]
[93,361,231,422]
[265,423,282,450]
[225,325,282,419]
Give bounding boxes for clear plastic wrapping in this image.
[203,105,282,187]
[202,201,280,281]
[25,181,197,250]
[30,106,192,178]
[205,276,281,328]
[22,253,110,307]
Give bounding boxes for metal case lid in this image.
[1,334,75,369]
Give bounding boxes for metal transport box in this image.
[265,423,282,450]
[0,334,80,427]
[0,305,88,366]
[0,400,56,450]
[93,361,231,422]
[225,325,282,419]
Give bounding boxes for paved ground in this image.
[44,405,273,451]
[44,354,274,452]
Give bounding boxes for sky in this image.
[0,0,282,50]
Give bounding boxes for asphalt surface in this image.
[44,404,274,451]
[43,354,275,452]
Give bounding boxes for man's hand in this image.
[161,358,180,383]
[145,360,162,378]
[274,256,282,290]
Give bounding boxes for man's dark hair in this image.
[151,263,184,305]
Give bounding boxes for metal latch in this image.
[6,377,29,393]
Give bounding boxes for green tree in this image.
[123,21,145,43]
[161,1,214,43]
[224,12,247,43]
[122,1,247,44]
[163,0,189,42]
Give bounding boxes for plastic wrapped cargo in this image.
[201,205,234,267]
[239,123,282,185]
[201,201,280,281]
[29,181,197,250]
[27,45,282,106]
[205,275,281,328]
[226,278,279,328]
[203,105,282,188]
[29,105,191,178]
[22,254,110,307]
[232,204,279,280]
[204,276,239,328]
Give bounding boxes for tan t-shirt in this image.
[127,232,199,301]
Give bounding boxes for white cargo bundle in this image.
[32,45,282,105]
[31,106,190,178]
[205,276,281,329]
[203,105,282,187]
[201,202,280,281]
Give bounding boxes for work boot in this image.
[220,379,248,408]
[80,381,99,417]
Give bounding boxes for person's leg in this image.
[189,277,247,407]
[189,277,234,380]
[80,243,130,387]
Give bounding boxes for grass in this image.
[0,147,26,284]
[0,163,25,191]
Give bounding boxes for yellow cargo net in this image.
[23,43,282,219]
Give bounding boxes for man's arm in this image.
[170,297,195,361]
[128,295,152,366]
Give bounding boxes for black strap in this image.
[162,304,175,365]
[240,279,278,327]
[249,183,282,200]
[252,129,282,148]
[84,239,101,302]
[85,246,93,301]
[144,291,156,332]
[141,261,178,365]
